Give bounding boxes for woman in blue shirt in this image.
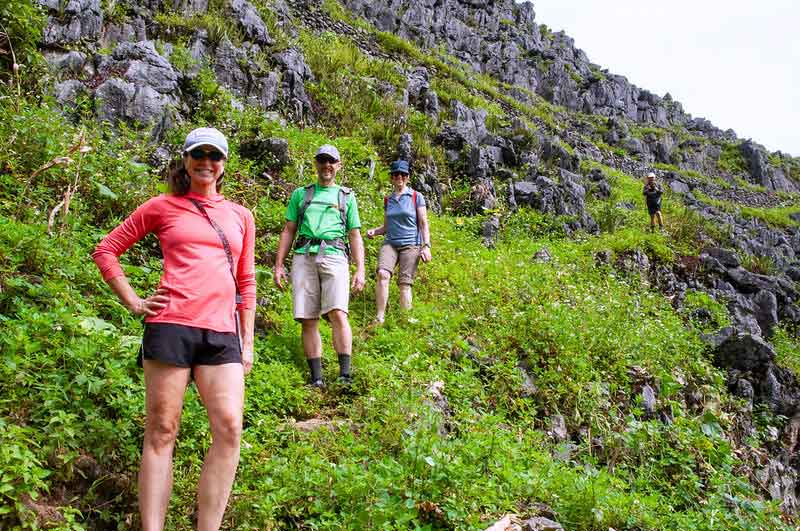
[366,160,431,323]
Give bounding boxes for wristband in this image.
[422,243,431,249]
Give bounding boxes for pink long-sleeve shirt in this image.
[93,192,256,333]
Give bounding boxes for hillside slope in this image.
[1,0,800,529]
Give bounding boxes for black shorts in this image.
[138,323,241,368]
[647,204,661,216]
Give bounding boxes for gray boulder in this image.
[481,215,500,248]
[102,16,147,46]
[757,460,799,514]
[406,67,439,118]
[703,247,740,268]
[54,80,89,109]
[740,140,799,193]
[522,517,564,531]
[512,170,598,235]
[641,384,657,417]
[214,39,250,96]
[112,41,179,94]
[44,51,94,78]
[669,179,691,194]
[240,137,290,169]
[41,0,102,45]
[713,332,775,372]
[272,47,314,121]
[229,0,273,45]
[94,78,136,123]
[753,290,778,337]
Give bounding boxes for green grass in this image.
[1,1,798,528]
[717,142,748,175]
[740,205,800,228]
[773,327,800,377]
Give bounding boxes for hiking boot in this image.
[310,378,326,390]
[337,374,353,387]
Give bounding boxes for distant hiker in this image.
[92,127,255,531]
[643,171,664,232]
[365,160,431,323]
[273,144,365,388]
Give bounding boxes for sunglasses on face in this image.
[315,155,337,164]
[390,172,408,178]
[188,148,225,162]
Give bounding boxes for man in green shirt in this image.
[274,144,366,387]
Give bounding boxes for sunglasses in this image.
[390,172,408,177]
[315,155,338,164]
[188,148,225,162]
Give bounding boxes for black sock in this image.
[337,353,351,376]
[307,357,323,381]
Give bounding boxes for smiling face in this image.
[315,155,342,186]
[184,145,226,193]
[390,171,409,191]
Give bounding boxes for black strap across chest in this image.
[188,198,243,305]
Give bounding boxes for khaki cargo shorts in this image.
[291,253,350,320]
[377,244,420,285]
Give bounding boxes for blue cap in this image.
[389,160,409,175]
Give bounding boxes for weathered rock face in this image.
[40,0,103,45]
[341,0,695,131]
[92,41,181,127]
[512,169,598,234]
[741,140,799,193]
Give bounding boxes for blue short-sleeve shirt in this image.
[384,187,426,247]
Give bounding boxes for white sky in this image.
[530,0,800,157]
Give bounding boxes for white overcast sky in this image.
[530,0,800,157]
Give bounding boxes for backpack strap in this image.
[383,195,388,209]
[295,183,316,232]
[338,186,351,230]
[188,198,243,349]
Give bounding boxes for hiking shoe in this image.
[310,378,326,390]
[337,374,353,386]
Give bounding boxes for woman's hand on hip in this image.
[131,287,169,316]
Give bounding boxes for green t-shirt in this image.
[286,184,361,255]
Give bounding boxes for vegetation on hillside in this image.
[2,0,800,529]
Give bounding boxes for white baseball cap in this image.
[315,144,340,161]
[183,127,229,158]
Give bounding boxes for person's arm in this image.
[106,276,169,316]
[237,209,257,374]
[349,228,365,292]
[366,221,386,239]
[273,221,297,290]
[238,308,255,373]
[93,198,169,315]
[417,206,432,263]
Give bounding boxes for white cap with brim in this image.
[647,171,656,178]
[315,144,340,161]
[183,127,229,158]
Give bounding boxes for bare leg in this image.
[194,363,245,531]
[399,284,412,310]
[301,319,322,359]
[655,211,664,227]
[649,213,656,231]
[375,269,391,322]
[328,309,352,355]
[139,360,191,531]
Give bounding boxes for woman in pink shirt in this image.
[93,128,255,531]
